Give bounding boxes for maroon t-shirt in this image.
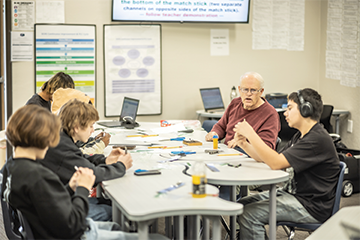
[211,97,280,149]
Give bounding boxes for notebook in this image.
[199,87,225,112]
[97,97,140,128]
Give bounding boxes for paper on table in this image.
[151,124,187,134]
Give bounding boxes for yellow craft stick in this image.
[148,146,166,149]
[142,134,159,137]
[217,153,242,156]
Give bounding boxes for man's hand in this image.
[72,167,96,191]
[205,131,218,142]
[69,171,80,192]
[105,148,133,170]
[233,133,249,149]
[117,153,133,170]
[233,119,255,139]
[95,132,111,147]
[106,148,123,164]
[227,139,238,148]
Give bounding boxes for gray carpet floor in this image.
[1,192,359,240]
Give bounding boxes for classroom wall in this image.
[319,1,360,149]
[10,0,359,148]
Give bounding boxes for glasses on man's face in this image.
[239,88,262,94]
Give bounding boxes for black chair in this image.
[1,193,34,240]
[277,161,346,240]
[277,110,298,150]
[320,105,334,133]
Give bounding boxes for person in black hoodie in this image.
[1,105,140,239]
[41,99,133,221]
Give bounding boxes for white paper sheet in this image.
[325,0,360,87]
[12,1,35,31]
[36,1,65,23]
[252,0,305,51]
[11,32,33,61]
[210,29,229,56]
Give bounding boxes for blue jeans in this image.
[88,198,112,221]
[237,189,319,240]
[82,219,166,240]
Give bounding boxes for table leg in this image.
[165,217,172,238]
[202,217,210,240]
[138,221,149,240]
[269,184,277,240]
[230,185,236,240]
[112,204,124,229]
[174,216,184,240]
[203,216,221,240]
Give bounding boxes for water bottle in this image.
[192,161,207,198]
[230,86,238,100]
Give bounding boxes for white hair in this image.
[239,72,265,88]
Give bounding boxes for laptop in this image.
[97,97,140,128]
[199,87,225,112]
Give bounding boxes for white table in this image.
[101,159,243,240]
[97,122,288,240]
[185,152,289,240]
[306,206,360,240]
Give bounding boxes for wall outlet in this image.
[347,119,353,133]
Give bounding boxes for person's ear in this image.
[73,126,79,134]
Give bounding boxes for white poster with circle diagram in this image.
[104,24,162,116]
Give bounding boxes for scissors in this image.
[159,137,185,142]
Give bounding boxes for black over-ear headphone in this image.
[297,90,313,118]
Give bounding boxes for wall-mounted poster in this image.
[104,24,162,116]
[35,24,96,105]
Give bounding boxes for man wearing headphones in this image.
[233,88,340,240]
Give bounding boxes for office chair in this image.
[202,120,218,133]
[277,161,346,240]
[278,110,298,150]
[1,194,34,240]
[320,105,334,133]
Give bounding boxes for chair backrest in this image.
[277,161,347,232]
[332,161,346,215]
[320,105,334,133]
[277,111,298,149]
[1,195,34,240]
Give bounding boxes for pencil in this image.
[164,146,183,149]
[126,134,143,137]
[217,153,242,156]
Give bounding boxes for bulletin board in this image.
[103,24,162,116]
[34,24,97,106]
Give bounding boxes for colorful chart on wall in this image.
[34,24,96,105]
[104,24,162,116]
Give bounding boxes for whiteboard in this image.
[34,24,97,106]
[103,24,162,116]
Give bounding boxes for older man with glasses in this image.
[205,72,280,154]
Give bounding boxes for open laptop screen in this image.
[200,88,225,112]
[120,97,139,121]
